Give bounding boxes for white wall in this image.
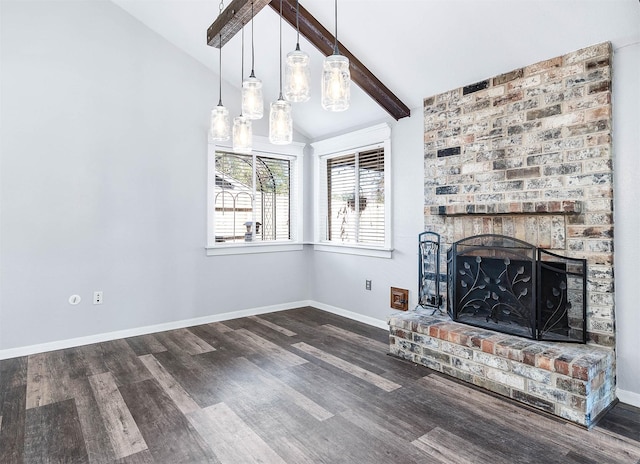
[612,40,640,405]
[0,0,310,351]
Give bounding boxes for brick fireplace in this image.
[390,42,615,427]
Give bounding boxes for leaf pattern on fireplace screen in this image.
[542,280,568,333]
[538,259,579,340]
[457,255,534,328]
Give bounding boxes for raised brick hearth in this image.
[389,312,615,427]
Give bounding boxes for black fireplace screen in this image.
[445,234,587,343]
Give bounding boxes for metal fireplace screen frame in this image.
[445,234,587,343]
[418,231,443,311]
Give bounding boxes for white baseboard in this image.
[0,301,389,360]
[617,388,640,408]
[307,300,389,330]
[0,300,309,360]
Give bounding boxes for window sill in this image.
[313,243,393,259]
[206,242,304,256]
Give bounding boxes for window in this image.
[215,153,291,242]
[207,136,304,255]
[327,148,385,244]
[313,124,392,257]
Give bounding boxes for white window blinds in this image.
[327,148,385,245]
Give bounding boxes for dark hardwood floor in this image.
[1,307,639,463]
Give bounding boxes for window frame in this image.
[312,123,392,258]
[206,135,305,256]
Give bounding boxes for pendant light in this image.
[269,0,293,145]
[241,0,263,119]
[284,0,310,103]
[233,114,252,153]
[234,23,252,154]
[210,30,230,141]
[321,0,350,112]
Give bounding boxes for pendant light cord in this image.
[241,24,245,84]
[217,1,224,106]
[218,33,223,106]
[295,0,301,51]
[279,0,283,98]
[240,23,245,115]
[250,0,256,78]
[333,0,339,54]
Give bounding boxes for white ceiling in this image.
[111,0,640,141]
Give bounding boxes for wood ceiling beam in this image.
[207,0,271,48]
[207,0,411,120]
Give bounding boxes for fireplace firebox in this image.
[443,235,587,343]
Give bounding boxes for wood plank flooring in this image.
[0,306,639,463]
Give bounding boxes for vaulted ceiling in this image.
[110,0,639,141]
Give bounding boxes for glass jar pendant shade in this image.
[269,99,292,144]
[285,46,310,102]
[284,0,310,103]
[322,0,350,112]
[242,0,263,120]
[242,75,263,119]
[210,105,230,141]
[210,29,230,141]
[270,0,293,145]
[233,115,252,154]
[321,54,350,111]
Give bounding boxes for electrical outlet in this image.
[365,280,372,290]
[93,291,103,305]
